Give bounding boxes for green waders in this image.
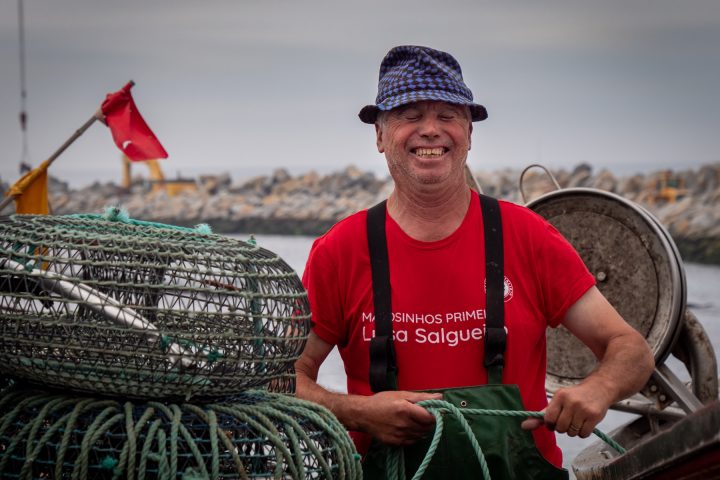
[361,384,569,479]
[363,195,569,479]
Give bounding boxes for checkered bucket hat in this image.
[359,45,487,124]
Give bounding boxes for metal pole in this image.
[2,257,200,370]
[18,0,29,162]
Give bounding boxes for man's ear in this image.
[375,123,385,153]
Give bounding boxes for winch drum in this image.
[526,188,686,393]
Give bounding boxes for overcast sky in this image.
[1,1,719,187]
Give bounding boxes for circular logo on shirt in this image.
[503,277,514,302]
[484,276,514,302]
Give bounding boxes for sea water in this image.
[235,233,720,473]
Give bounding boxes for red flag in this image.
[101,81,168,161]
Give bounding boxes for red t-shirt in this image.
[302,191,595,467]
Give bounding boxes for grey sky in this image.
[1,1,719,187]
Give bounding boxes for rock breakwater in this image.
[15,163,720,264]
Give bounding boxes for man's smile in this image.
[411,147,448,158]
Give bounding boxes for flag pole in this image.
[0,109,104,214]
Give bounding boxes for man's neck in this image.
[387,184,472,242]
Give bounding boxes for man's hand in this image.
[522,287,654,438]
[520,382,613,438]
[295,333,442,446]
[355,390,443,445]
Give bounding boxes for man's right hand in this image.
[356,390,443,446]
[295,333,442,446]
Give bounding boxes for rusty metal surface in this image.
[671,310,719,404]
[527,188,686,390]
[572,400,720,480]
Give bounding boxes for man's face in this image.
[375,101,472,188]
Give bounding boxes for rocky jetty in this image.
[12,163,720,264]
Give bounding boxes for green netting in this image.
[0,213,311,400]
[0,384,361,479]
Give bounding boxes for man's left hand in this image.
[520,382,613,438]
[521,286,654,438]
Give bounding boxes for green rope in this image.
[73,207,214,236]
[0,386,361,479]
[20,397,80,479]
[272,396,364,480]
[387,399,626,480]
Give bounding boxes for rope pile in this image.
[0,210,362,479]
[0,386,360,480]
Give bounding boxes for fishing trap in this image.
[0,211,311,400]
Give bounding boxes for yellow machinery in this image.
[121,156,197,197]
[652,170,688,204]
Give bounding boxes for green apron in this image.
[363,195,568,479]
[361,384,569,479]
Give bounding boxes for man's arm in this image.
[295,332,441,446]
[522,286,654,438]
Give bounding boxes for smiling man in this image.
[295,45,654,479]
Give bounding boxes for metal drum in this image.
[525,183,686,392]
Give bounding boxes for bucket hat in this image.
[359,45,487,124]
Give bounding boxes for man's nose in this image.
[417,116,441,137]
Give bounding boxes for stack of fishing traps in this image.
[0,211,360,479]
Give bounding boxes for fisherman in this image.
[295,45,654,479]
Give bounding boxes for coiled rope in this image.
[387,399,625,480]
[0,386,362,479]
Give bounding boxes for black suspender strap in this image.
[366,200,398,392]
[479,194,506,385]
[366,195,506,391]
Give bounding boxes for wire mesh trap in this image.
[0,213,311,400]
[0,385,361,479]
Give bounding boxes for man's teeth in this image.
[414,148,444,157]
